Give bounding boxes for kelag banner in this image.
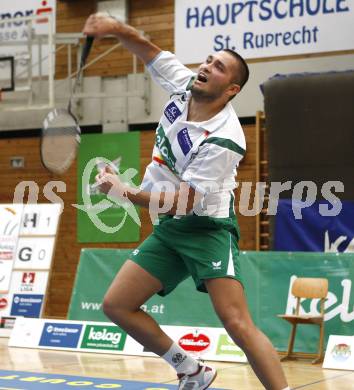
[77,132,140,243]
[175,0,354,63]
[274,200,354,252]
[68,249,354,352]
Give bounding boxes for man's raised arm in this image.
[83,13,161,65]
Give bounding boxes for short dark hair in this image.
[223,49,249,90]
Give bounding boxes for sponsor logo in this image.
[0,2,54,29]
[132,249,139,256]
[0,316,16,329]
[19,272,36,292]
[4,207,16,215]
[212,261,222,270]
[172,352,187,367]
[11,294,43,317]
[177,128,193,156]
[0,297,8,310]
[164,102,182,124]
[156,126,177,172]
[81,325,127,351]
[1,222,18,236]
[0,260,9,283]
[22,272,35,284]
[39,322,83,348]
[331,343,351,362]
[0,251,13,260]
[45,325,79,334]
[216,334,245,357]
[0,239,16,260]
[178,331,210,353]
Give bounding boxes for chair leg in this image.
[281,323,297,361]
[312,322,325,364]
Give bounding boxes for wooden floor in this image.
[0,339,353,389]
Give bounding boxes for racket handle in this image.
[81,36,94,67]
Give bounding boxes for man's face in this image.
[191,51,239,101]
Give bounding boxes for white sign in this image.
[10,270,49,295]
[9,318,247,363]
[0,293,11,317]
[0,205,23,291]
[0,315,16,337]
[0,204,23,238]
[0,0,56,78]
[20,203,61,236]
[175,0,354,63]
[0,259,14,293]
[323,335,354,370]
[15,237,55,270]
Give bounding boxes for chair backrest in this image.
[292,278,328,299]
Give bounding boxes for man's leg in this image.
[102,259,173,355]
[205,278,289,390]
[103,259,217,389]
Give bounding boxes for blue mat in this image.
[0,370,227,389]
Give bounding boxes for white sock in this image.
[281,387,291,390]
[162,342,199,375]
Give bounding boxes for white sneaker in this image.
[178,364,217,390]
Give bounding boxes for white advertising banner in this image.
[323,335,354,370]
[6,270,49,318]
[0,204,23,241]
[0,0,56,78]
[9,318,248,363]
[0,293,11,318]
[0,205,23,292]
[9,270,49,295]
[0,204,60,335]
[15,237,55,270]
[0,315,16,337]
[0,260,14,293]
[175,0,354,63]
[20,203,61,236]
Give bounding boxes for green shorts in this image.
[130,215,243,296]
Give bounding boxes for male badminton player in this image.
[84,13,290,390]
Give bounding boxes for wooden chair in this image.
[278,277,328,364]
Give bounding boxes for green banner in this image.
[67,249,221,327]
[80,324,127,351]
[68,249,354,352]
[241,251,354,352]
[77,132,140,243]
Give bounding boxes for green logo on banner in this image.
[81,325,127,351]
[156,125,177,173]
[216,334,245,357]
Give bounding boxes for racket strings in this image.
[41,111,80,174]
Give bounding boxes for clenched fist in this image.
[83,12,119,39]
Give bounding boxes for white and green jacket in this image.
[141,51,246,219]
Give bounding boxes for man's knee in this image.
[102,294,127,322]
[221,315,255,347]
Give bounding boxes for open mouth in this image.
[197,73,208,83]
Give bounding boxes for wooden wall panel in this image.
[55,0,354,79]
[56,0,174,79]
[0,125,257,318]
[0,0,259,318]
